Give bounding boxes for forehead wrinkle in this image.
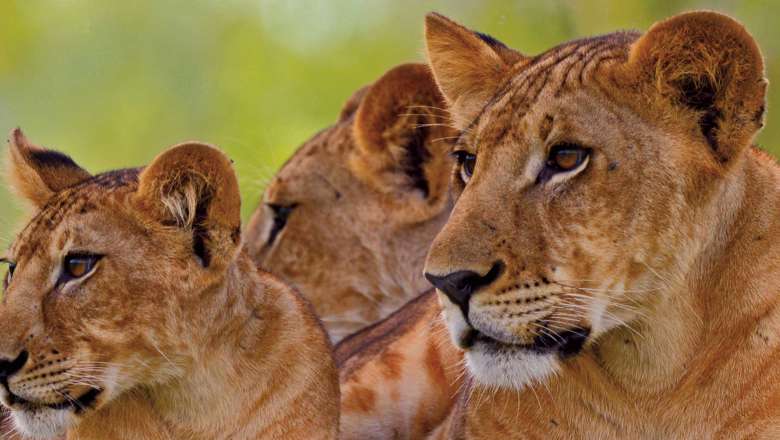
[461,33,634,140]
[11,193,78,260]
[9,174,137,262]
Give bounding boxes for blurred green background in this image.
[1,0,778,247]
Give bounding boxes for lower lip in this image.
[11,387,102,414]
[464,327,590,357]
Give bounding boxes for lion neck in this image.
[456,151,780,437]
[596,150,780,395]
[375,198,454,313]
[69,253,292,439]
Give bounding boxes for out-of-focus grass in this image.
[0,0,778,247]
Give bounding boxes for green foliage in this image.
[0,0,778,247]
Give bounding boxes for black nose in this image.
[425,261,504,317]
[0,350,28,381]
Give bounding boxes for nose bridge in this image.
[426,209,490,276]
[0,278,42,360]
[426,178,508,275]
[0,310,31,361]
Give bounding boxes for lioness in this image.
[0,130,339,439]
[245,64,464,439]
[422,11,780,438]
[245,63,457,342]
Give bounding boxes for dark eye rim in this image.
[1,258,16,291]
[451,150,477,181]
[60,253,103,284]
[264,202,298,246]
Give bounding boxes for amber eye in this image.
[547,144,590,172]
[62,254,101,282]
[452,151,476,183]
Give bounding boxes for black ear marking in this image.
[400,125,431,197]
[753,104,766,126]
[673,74,723,156]
[27,149,82,170]
[674,74,717,110]
[191,191,213,268]
[699,108,723,159]
[475,31,508,49]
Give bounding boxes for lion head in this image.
[0,130,243,438]
[245,63,458,341]
[422,12,767,389]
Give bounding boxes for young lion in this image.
[0,129,339,439]
[244,64,464,439]
[245,63,457,343]
[422,11,780,438]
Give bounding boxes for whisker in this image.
[430,136,461,144]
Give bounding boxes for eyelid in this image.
[547,141,588,153]
[65,252,103,260]
[266,202,298,210]
[450,149,468,159]
[450,149,476,160]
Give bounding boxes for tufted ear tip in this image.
[424,12,454,32]
[5,128,91,208]
[9,127,26,149]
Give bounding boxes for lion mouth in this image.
[463,326,590,358]
[8,387,102,414]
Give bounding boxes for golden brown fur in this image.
[335,291,462,439]
[0,130,339,439]
[244,64,464,439]
[245,63,457,342]
[422,11,780,438]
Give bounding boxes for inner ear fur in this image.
[350,63,458,215]
[6,128,91,208]
[620,11,767,164]
[136,142,241,268]
[424,12,527,129]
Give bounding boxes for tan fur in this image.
[0,130,339,439]
[244,64,464,439]
[336,291,463,439]
[245,63,457,342]
[422,11,780,438]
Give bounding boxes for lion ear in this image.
[338,85,370,122]
[350,63,457,221]
[6,128,92,208]
[425,12,526,129]
[135,142,241,268]
[622,11,767,164]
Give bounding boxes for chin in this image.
[4,386,105,440]
[10,407,73,439]
[465,341,561,390]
